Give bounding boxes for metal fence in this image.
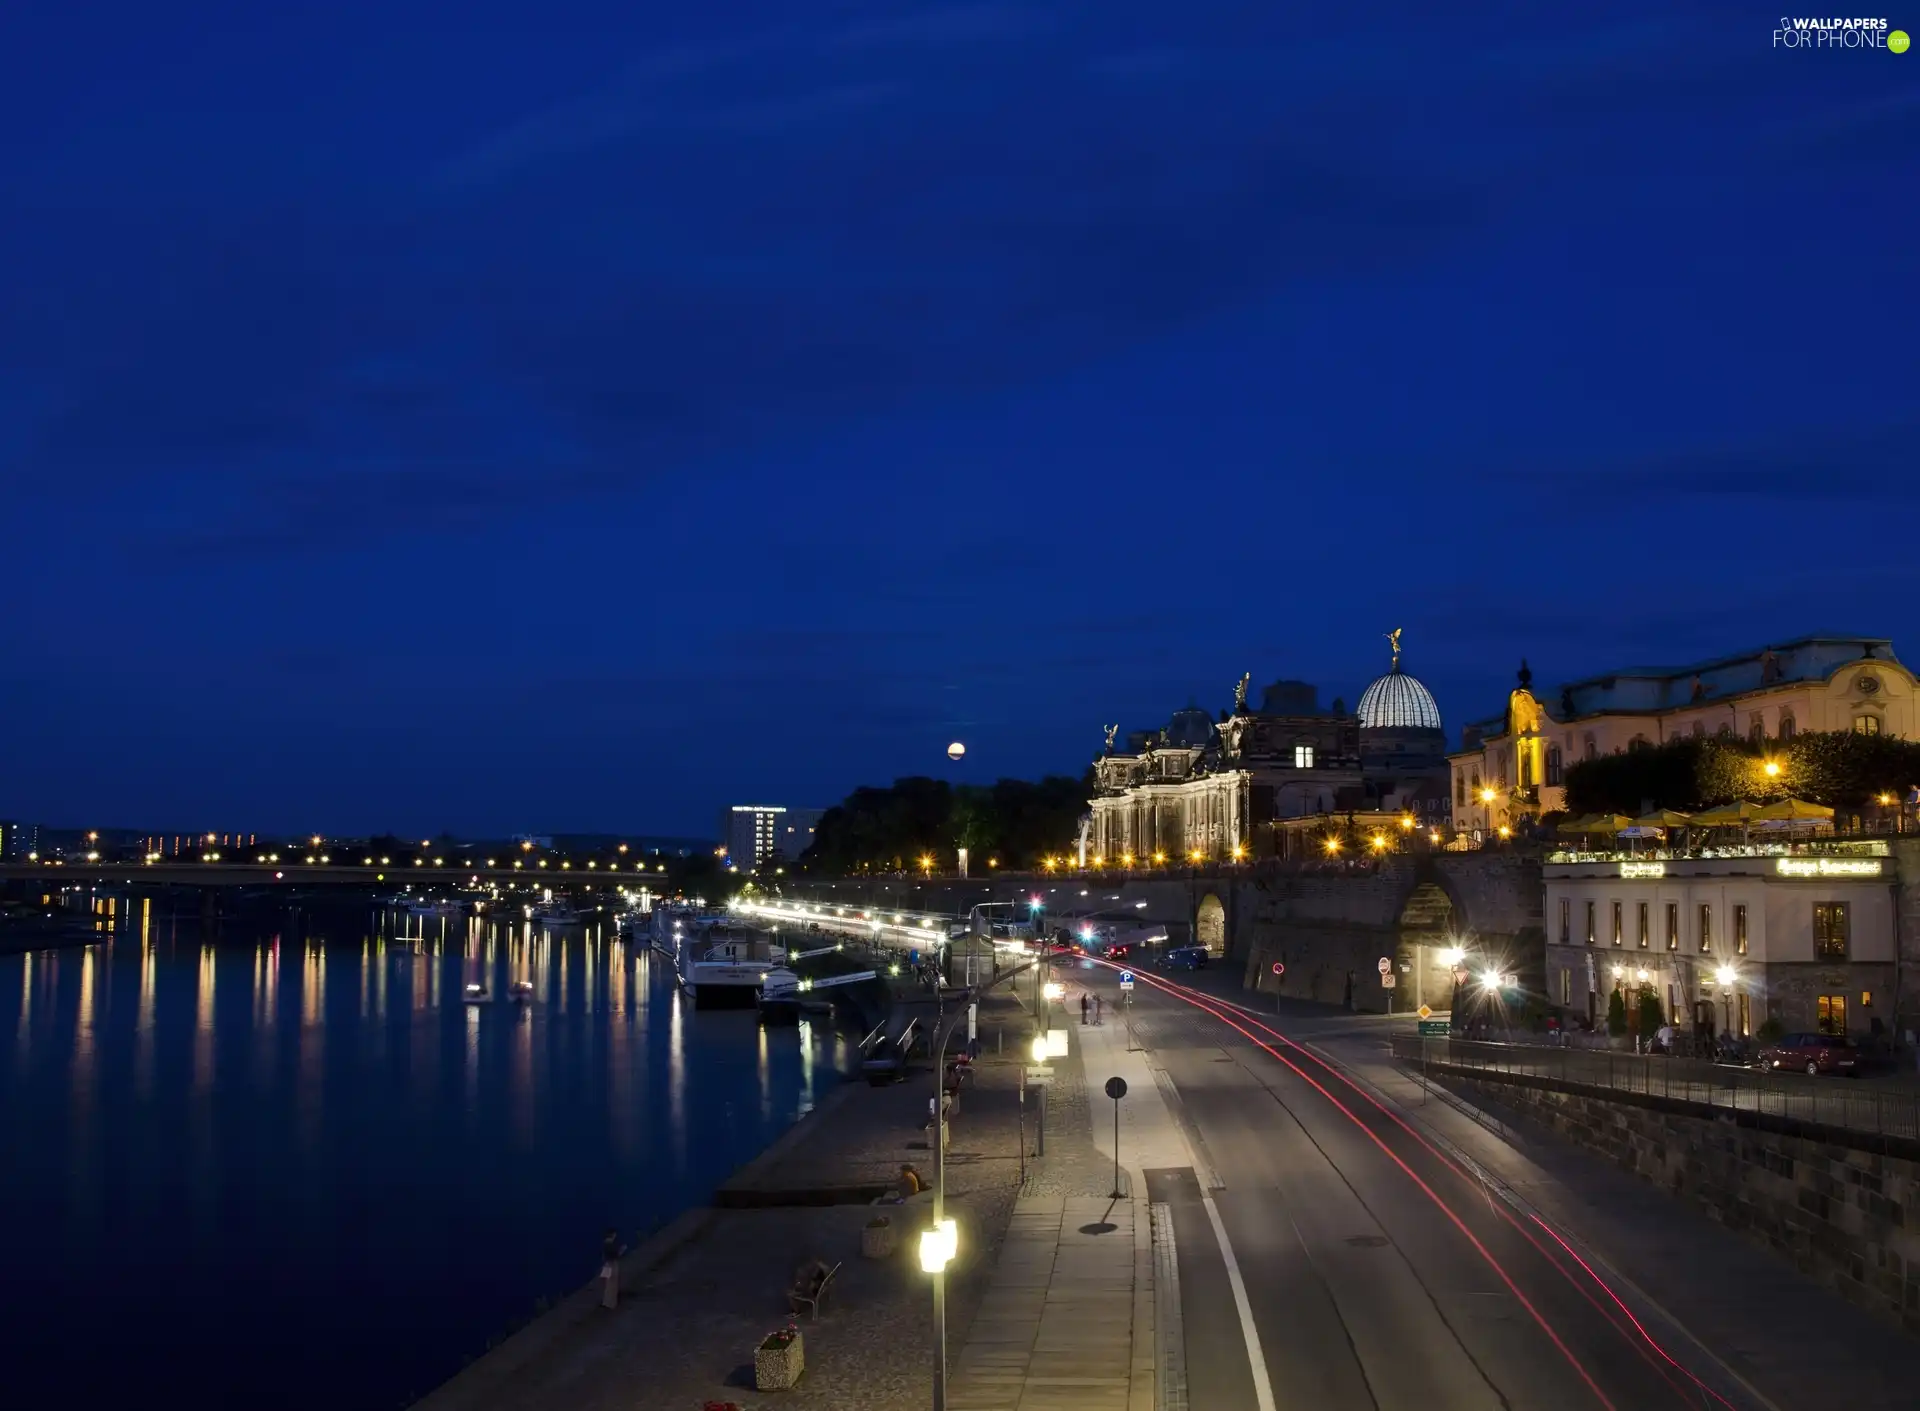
[1391,1034,1920,1143]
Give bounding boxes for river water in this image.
[0,894,853,1408]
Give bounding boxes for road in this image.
[1083,961,1765,1411]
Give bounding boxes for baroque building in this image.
[1450,636,1918,839]
[1087,635,1450,862]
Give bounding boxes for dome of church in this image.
[1163,705,1215,749]
[1357,665,1443,732]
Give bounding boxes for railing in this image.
[1547,838,1891,864]
[1391,1034,1920,1143]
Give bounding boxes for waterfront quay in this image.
[415,985,1156,1411]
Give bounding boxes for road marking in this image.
[1200,1192,1278,1411]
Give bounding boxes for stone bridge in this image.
[780,851,1545,1015]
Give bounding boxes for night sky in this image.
[3,3,1914,838]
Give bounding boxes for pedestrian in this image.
[1080,993,1090,1025]
[1091,993,1103,1026]
[600,1227,624,1309]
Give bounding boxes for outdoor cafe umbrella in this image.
[1631,809,1694,829]
[1751,798,1834,825]
[1555,814,1599,836]
[1691,801,1762,826]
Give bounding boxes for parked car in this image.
[1160,945,1209,970]
[1756,1032,1859,1077]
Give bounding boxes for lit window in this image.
[1559,898,1569,945]
[1637,902,1649,949]
[1585,900,1595,945]
[1853,715,1881,736]
[1814,903,1849,959]
[1611,901,1622,946]
[1780,713,1796,740]
[1698,903,1712,954]
[1294,745,1314,769]
[1734,904,1747,955]
[1665,902,1679,950]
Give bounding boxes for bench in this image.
[788,1261,842,1319]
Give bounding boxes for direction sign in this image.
[1417,1019,1451,1037]
[1416,1004,1433,1020]
[1377,956,1392,974]
[1119,978,1134,991]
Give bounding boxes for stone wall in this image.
[1439,1072,1920,1333]
[1894,838,1920,1036]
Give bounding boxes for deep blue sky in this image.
[2,3,1914,838]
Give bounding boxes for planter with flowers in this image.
[861,1215,895,1259]
[755,1324,804,1390]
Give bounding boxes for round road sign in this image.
[1377,956,1392,974]
[1271,961,1285,976]
[1105,1076,1128,1100]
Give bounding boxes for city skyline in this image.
[4,2,1913,835]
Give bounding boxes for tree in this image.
[800,774,1088,873]
[1606,988,1628,1038]
[1635,987,1664,1037]
[1564,729,1920,816]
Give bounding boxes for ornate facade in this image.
[1087,638,1451,862]
[1450,637,1918,838]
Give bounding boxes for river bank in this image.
[410,987,1120,1410]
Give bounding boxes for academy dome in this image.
[1357,631,1443,732]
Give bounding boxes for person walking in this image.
[1080,993,1090,1025]
[600,1227,624,1309]
[1091,993,1103,1026]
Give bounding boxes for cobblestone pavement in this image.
[415,991,1113,1411]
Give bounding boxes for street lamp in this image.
[1763,760,1781,778]
[1715,964,1737,1036]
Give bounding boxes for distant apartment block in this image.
[721,805,826,868]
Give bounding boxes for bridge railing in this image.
[1390,1033,1920,1143]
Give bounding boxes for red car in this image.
[1757,1033,1859,1077]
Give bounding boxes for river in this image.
[0,893,854,1408]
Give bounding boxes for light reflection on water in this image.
[0,898,855,1410]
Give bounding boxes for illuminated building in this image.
[1544,848,1895,1040]
[1450,637,1917,840]
[722,805,825,869]
[1087,637,1450,862]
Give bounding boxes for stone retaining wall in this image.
[1437,1071,1920,1333]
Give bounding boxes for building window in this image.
[1637,901,1649,948]
[1545,745,1562,786]
[1559,968,1571,1005]
[1583,734,1597,762]
[1817,994,1847,1036]
[1470,770,1480,797]
[1717,724,1734,739]
[1559,898,1570,945]
[1665,902,1679,950]
[1585,900,1595,946]
[1612,901,1623,946]
[1780,712,1795,739]
[1691,721,1705,739]
[1737,991,1750,1036]
[1455,773,1465,805]
[1698,903,1712,953]
[1813,902,1849,959]
[1861,990,1873,1008]
[1748,714,1764,743]
[1734,904,1748,956]
[1519,749,1532,787]
[1853,714,1881,736]
[1628,734,1649,751]
[1294,744,1314,768]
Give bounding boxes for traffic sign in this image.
[1418,1019,1451,1037]
[1105,1076,1129,1100]
[1416,1004,1433,1020]
[1024,1065,1054,1085]
[1377,956,1392,974]
[1118,969,1135,985]
[1380,974,1396,989]
[1271,961,1285,975]
[1119,978,1134,991]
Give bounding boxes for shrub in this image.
[1606,988,1627,1037]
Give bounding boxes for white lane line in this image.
[1200,1192,1278,1411]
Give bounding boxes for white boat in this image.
[529,900,583,927]
[407,899,462,916]
[462,982,492,1005]
[666,922,783,1008]
[509,980,535,1004]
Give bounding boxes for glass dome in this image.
[1356,666,1443,731]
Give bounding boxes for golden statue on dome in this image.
[1387,627,1403,670]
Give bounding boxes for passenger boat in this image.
[757,966,802,1023]
[462,982,492,1005]
[529,899,583,927]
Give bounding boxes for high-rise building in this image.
[0,821,39,859]
[721,806,826,868]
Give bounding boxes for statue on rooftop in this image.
[1234,672,1251,712]
[1387,627,1403,670]
[1102,723,1119,754]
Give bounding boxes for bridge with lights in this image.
[0,858,664,890]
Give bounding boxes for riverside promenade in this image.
[412,983,1167,1411]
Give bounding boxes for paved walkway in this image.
[948,1197,1151,1411]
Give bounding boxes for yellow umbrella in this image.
[1630,809,1694,829]
[1692,801,1762,826]
[1751,798,1834,823]
[1555,814,1599,836]
[1581,814,1635,835]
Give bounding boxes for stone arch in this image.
[1195,893,1226,955]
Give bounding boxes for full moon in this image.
[947,741,966,760]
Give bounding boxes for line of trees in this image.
[797,775,1090,874]
[1563,729,1920,816]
